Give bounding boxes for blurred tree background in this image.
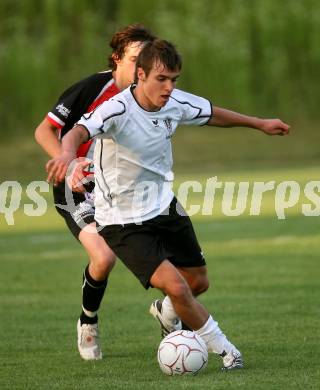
[0,0,319,182]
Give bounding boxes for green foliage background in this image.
[0,0,319,180]
[1,3,319,387]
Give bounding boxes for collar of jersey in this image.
[129,84,164,114]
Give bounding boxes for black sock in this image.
[80,265,108,325]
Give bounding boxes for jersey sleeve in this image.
[47,80,86,129]
[46,72,113,130]
[76,99,126,138]
[171,89,212,126]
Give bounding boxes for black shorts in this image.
[98,197,206,289]
[53,181,95,239]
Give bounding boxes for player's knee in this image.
[165,280,191,301]
[191,275,209,296]
[90,249,116,276]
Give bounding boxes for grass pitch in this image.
[1,169,320,389]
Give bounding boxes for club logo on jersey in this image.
[164,118,173,139]
[152,119,159,127]
[56,103,71,118]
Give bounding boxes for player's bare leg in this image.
[76,223,116,360]
[150,265,209,333]
[177,266,209,296]
[150,260,243,370]
[79,224,116,281]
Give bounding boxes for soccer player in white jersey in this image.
[46,39,290,370]
[35,24,155,361]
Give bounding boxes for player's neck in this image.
[133,84,161,112]
[112,70,126,92]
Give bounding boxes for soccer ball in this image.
[157,330,208,375]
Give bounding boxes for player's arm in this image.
[46,99,123,186]
[36,74,100,158]
[207,106,290,136]
[46,125,89,185]
[35,118,62,158]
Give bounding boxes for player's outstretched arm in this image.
[207,106,290,136]
[46,125,89,186]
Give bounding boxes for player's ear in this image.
[137,67,146,82]
[112,53,121,66]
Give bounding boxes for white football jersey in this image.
[77,85,212,225]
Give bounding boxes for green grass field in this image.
[1,168,320,389]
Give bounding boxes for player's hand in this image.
[259,119,290,136]
[46,152,75,185]
[67,160,93,193]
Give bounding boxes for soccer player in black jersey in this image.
[35,24,155,360]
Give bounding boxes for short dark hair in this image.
[134,39,182,83]
[108,24,156,70]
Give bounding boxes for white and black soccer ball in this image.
[157,330,208,375]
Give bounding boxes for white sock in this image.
[161,296,180,326]
[82,306,97,318]
[195,315,233,355]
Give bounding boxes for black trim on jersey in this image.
[130,84,161,113]
[201,100,213,126]
[170,95,212,121]
[96,139,113,207]
[82,99,126,137]
[83,106,100,120]
[99,100,126,131]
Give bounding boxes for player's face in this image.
[115,41,144,89]
[137,62,180,111]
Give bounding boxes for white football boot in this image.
[150,299,182,338]
[221,347,244,370]
[77,319,102,360]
